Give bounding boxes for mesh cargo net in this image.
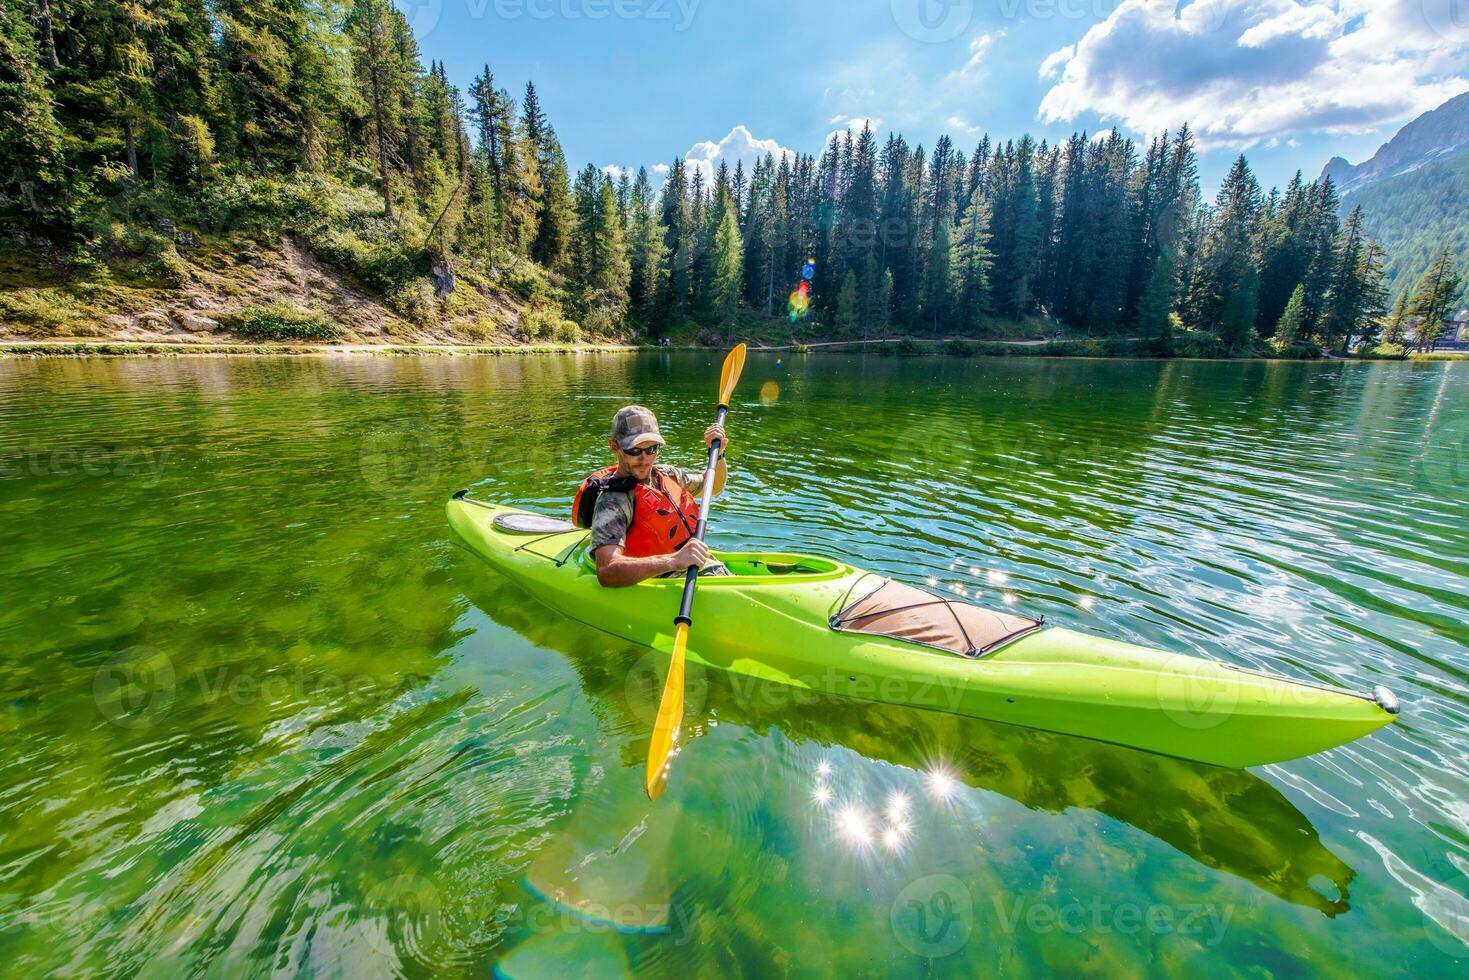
[831,579,1042,658]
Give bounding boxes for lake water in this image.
[0,353,1465,976]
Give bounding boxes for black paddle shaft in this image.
[674,404,728,627]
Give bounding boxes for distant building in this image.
[1405,310,1469,350]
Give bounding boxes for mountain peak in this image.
[1323,91,1469,195]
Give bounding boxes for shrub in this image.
[1265,338,1323,360]
[893,337,923,355]
[228,303,340,341]
[457,317,498,342]
[1171,332,1227,359]
[556,319,582,344]
[1358,342,1406,360]
[505,263,552,304]
[581,305,621,339]
[945,338,975,357]
[520,307,560,341]
[1040,339,1107,357]
[384,280,436,325]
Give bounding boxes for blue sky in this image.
[398,0,1469,196]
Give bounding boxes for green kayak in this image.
[447,494,1399,768]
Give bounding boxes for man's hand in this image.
[668,537,712,572]
[703,422,729,454]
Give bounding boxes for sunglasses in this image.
[623,444,661,458]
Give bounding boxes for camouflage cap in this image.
[611,405,666,451]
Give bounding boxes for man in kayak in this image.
[573,405,730,587]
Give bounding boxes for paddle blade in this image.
[718,344,748,408]
[644,623,689,801]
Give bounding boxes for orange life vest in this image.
[572,466,700,558]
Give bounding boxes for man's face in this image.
[611,438,660,480]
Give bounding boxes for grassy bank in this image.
[0,341,640,358]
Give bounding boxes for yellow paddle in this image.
[645,343,747,800]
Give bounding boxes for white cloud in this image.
[1038,0,1469,150]
[947,30,1006,83]
[682,125,796,186]
[652,163,670,175]
[1039,45,1074,81]
[602,164,632,180]
[946,116,982,135]
[824,116,882,151]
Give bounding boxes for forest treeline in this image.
[0,0,1459,350]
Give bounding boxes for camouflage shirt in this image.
[589,464,729,575]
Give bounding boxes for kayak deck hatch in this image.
[831,576,1044,658]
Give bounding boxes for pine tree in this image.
[1382,291,1409,346]
[1220,265,1260,354]
[1321,205,1368,351]
[1407,247,1463,351]
[570,165,630,322]
[467,66,506,241]
[711,190,744,335]
[877,269,895,331]
[921,219,952,331]
[660,158,691,316]
[1136,252,1177,349]
[345,0,406,219]
[503,88,541,252]
[835,270,860,337]
[1188,154,1261,333]
[1274,284,1306,345]
[534,127,574,270]
[0,0,68,221]
[949,193,993,332]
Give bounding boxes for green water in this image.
[1,353,1466,977]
